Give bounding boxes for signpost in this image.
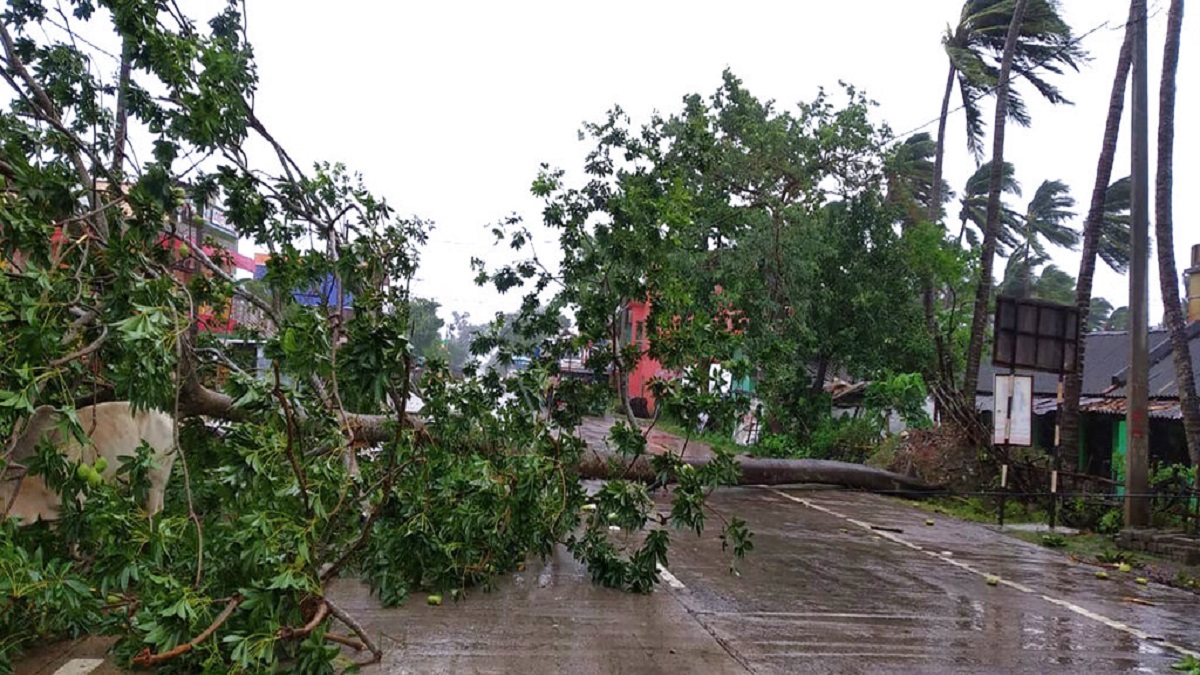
[991,296,1080,530]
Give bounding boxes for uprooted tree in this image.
[0,2,940,671]
[0,2,764,670]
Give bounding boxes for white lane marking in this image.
[767,488,1200,660]
[53,659,105,675]
[657,563,686,590]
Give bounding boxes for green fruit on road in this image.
[1095,571,1110,580]
[1135,577,1148,585]
[985,576,999,586]
[427,594,443,606]
[925,519,935,526]
[1118,562,1132,573]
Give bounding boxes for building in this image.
[977,244,1200,478]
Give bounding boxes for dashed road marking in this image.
[52,659,105,675]
[767,488,1200,660]
[657,563,686,590]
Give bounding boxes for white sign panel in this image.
[993,374,1033,446]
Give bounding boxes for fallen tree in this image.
[577,448,940,493]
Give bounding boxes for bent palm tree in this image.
[957,160,1021,247]
[928,0,1085,225]
[1061,0,1137,457]
[1008,179,1078,295]
[1098,176,1132,274]
[962,0,1031,415]
[885,132,947,227]
[1152,0,1200,466]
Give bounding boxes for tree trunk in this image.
[576,448,939,493]
[924,63,958,397]
[1061,2,1137,458]
[1153,0,1200,466]
[962,0,1031,411]
[928,62,956,226]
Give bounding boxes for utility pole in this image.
[1126,0,1150,528]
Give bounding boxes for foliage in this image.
[864,373,932,430]
[0,3,748,672]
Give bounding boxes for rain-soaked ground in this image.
[19,485,1200,674]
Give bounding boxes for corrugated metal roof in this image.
[978,328,1185,398]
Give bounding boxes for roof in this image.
[978,323,1200,418]
[978,328,1178,397]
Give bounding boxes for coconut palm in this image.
[1060,0,1138,458]
[927,0,1086,225]
[962,0,1031,414]
[884,132,948,227]
[956,160,1021,247]
[1097,176,1132,273]
[1006,179,1078,295]
[1152,0,1200,466]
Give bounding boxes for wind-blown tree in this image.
[885,132,949,228]
[928,0,1085,224]
[482,72,932,449]
[962,0,1032,416]
[1061,0,1138,456]
[1087,297,1115,331]
[956,160,1021,246]
[1152,0,1200,466]
[1008,179,1078,295]
[1099,176,1133,274]
[0,3,750,670]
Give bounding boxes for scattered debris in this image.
[1123,596,1156,607]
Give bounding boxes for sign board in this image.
[993,374,1033,446]
[992,296,1079,374]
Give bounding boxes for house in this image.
[977,244,1200,477]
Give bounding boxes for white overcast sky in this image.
[238,0,1196,326]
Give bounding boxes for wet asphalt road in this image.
[18,486,1200,674]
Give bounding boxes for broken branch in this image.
[131,594,243,667]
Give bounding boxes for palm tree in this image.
[962,0,1031,414]
[1008,179,1078,295]
[1096,176,1132,273]
[927,0,1085,225]
[885,132,947,227]
[1153,0,1200,466]
[1061,1,1137,457]
[956,160,1021,247]
[1088,297,1115,331]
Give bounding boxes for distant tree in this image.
[1088,297,1115,331]
[1106,306,1131,331]
[409,297,445,360]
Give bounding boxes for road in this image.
[18,487,1200,674]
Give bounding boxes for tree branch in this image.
[131,594,243,667]
[276,599,328,641]
[49,326,108,367]
[326,598,381,663]
[0,22,114,239]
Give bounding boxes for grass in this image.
[907,495,1200,594]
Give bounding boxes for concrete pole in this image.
[1126,0,1150,528]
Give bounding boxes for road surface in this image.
[17,487,1200,674]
